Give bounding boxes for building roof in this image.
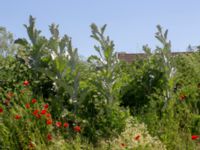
[117,51,193,63]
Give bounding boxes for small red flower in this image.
[0,108,3,113]
[192,135,199,140]
[41,109,47,115]
[46,119,53,125]
[33,109,39,115]
[44,104,49,109]
[31,98,37,104]
[63,122,69,128]
[134,135,140,141]
[47,133,52,141]
[56,122,62,127]
[25,103,30,109]
[179,94,186,101]
[15,115,21,120]
[46,113,51,118]
[35,114,41,119]
[74,125,81,132]
[23,80,29,86]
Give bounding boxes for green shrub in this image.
[99,117,166,150]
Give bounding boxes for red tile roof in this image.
[117,51,193,63]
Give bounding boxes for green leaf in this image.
[14,38,28,46]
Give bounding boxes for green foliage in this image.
[142,90,199,150]
[80,95,128,143]
[120,59,166,115]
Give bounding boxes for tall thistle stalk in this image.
[153,25,175,109]
[88,24,118,104]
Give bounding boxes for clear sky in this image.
[1,0,200,57]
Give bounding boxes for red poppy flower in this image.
[0,108,3,113]
[25,103,30,109]
[46,113,51,118]
[56,122,62,127]
[63,122,69,128]
[44,104,49,109]
[191,135,199,140]
[134,135,140,141]
[23,80,29,86]
[15,115,21,120]
[47,133,52,141]
[74,125,81,132]
[35,114,41,119]
[32,110,40,119]
[46,119,53,125]
[31,99,37,104]
[41,109,47,115]
[179,94,186,101]
[33,110,39,116]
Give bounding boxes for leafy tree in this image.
[0,26,17,57]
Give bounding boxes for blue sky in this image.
[1,0,200,57]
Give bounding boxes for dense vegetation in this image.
[0,16,200,149]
